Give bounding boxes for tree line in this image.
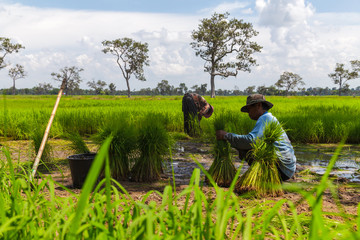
[1,12,360,97]
[2,78,360,96]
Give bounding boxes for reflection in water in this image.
[295,145,360,182]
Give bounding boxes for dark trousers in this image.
[238,149,290,182]
[182,93,199,136]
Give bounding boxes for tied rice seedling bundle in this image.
[131,115,172,182]
[65,132,91,154]
[235,121,284,197]
[94,118,138,180]
[208,114,236,187]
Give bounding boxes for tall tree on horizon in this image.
[328,61,360,96]
[102,38,150,98]
[51,66,84,95]
[190,12,262,98]
[87,79,107,95]
[8,64,26,95]
[276,72,305,96]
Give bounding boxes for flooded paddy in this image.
[295,144,360,183]
[165,141,360,185]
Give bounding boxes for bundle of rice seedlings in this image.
[94,118,137,180]
[184,112,202,137]
[235,121,284,197]
[65,132,91,154]
[131,115,172,182]
[207,114,236,187]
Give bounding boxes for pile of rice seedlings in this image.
[131,115,172,182]
[207,114,236,187]
[94,117,138,180]
[235,120,284,197]
[65,132,91,154]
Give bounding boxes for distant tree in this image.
[51,66,83,95]
[328,62,359,96]
[102,38,149,98]
[256,85,267,95]
[138,87,154,95]
[351,60,360,73]
[0,37,24,70]
[244,85,255,95]
[8,64,26,95]
[87,79,107,95]
[233,89,241,95]
[233,85,241,95]
[190,12,262,98]
[199,84,207,95]
[216,89,224,95]
[274,80,283,95]
[267,85,278,95]
[108,83,116,95]
[33,82,53,95]
[190,85,199,93]
[156,80,172,95]
[276,72,305,96]
[177,83,188,95]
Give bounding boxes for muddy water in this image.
[295,145,360,183]
[164,141,360,185]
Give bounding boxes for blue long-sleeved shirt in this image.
[224,112,296,178]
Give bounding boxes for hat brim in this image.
[241,101,273,113]
[204,104,214,118]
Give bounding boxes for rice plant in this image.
[235,120,284,197]
[3,95,360,144]
[207,113,236,187]
[65,132,91,154]
[130,114,172,182]
[93,116,138,180]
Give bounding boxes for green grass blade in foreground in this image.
[191,155,217,190]
[168,142,176,195]
[309,138,345,240]
[68,136,112,238]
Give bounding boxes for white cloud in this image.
[1,1,360,91]
[251,0,360,88]
[200,1,251,14]
[256,0,314,27]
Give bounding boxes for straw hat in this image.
[203,104,214,118]
[241,94,273,113]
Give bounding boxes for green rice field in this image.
[0,95,360,239]
[1,95,360,143]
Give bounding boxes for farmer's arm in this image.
[217,119,266,150]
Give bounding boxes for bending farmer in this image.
[216,94,296,181]
[182,93,214,136]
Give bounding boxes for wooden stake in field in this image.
[30,79,66,181]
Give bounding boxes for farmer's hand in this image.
[216,130,228,140]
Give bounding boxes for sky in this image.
[1,0,360,91]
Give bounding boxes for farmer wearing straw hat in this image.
[182,92,214,137]
[216,94,296,181]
